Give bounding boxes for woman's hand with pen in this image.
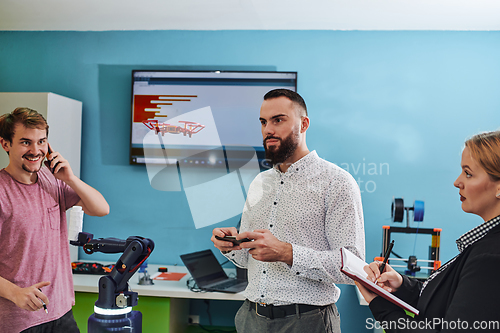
[355,262,403,304]
[364,262,403,293]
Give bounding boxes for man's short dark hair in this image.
[264,89,308,117]
[0,107,49,143]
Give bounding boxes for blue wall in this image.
[1,30,499,330]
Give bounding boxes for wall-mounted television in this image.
[130,70,297,168]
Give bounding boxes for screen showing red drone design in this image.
[130,70,297,167]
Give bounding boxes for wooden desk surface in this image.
[73,263,245,301]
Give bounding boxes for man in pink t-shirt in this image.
[0,108,110,333]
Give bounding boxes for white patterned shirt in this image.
[224,151,365,306]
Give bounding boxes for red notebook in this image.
[152,272,187,281]
[340,248,419,315]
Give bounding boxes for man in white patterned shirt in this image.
[212,89,365,333]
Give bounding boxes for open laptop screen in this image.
[181,249,228,287]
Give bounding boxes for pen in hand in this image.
[379,240,394,274]
[38,288,48,314]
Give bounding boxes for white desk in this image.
[73,263,245,301]
[73,263,245,332]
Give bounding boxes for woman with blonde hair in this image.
[357,131,500,332]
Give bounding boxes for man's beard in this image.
[263,127,300,166]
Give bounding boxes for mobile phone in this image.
[45,145,60,173]
[215,235,252,245]
[45,146,54,173]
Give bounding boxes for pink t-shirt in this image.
[0,167,80,332]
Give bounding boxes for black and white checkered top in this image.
[421,214,500,295]
[455,215,500,252]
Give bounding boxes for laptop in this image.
[180,249,248,293]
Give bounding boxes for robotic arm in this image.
[72,232,155,311]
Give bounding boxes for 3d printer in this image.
[375,198,442,278]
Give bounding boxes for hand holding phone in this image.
[45,144,60,174]
[215,235,252,245]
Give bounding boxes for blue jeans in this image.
[235,300,341,333]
